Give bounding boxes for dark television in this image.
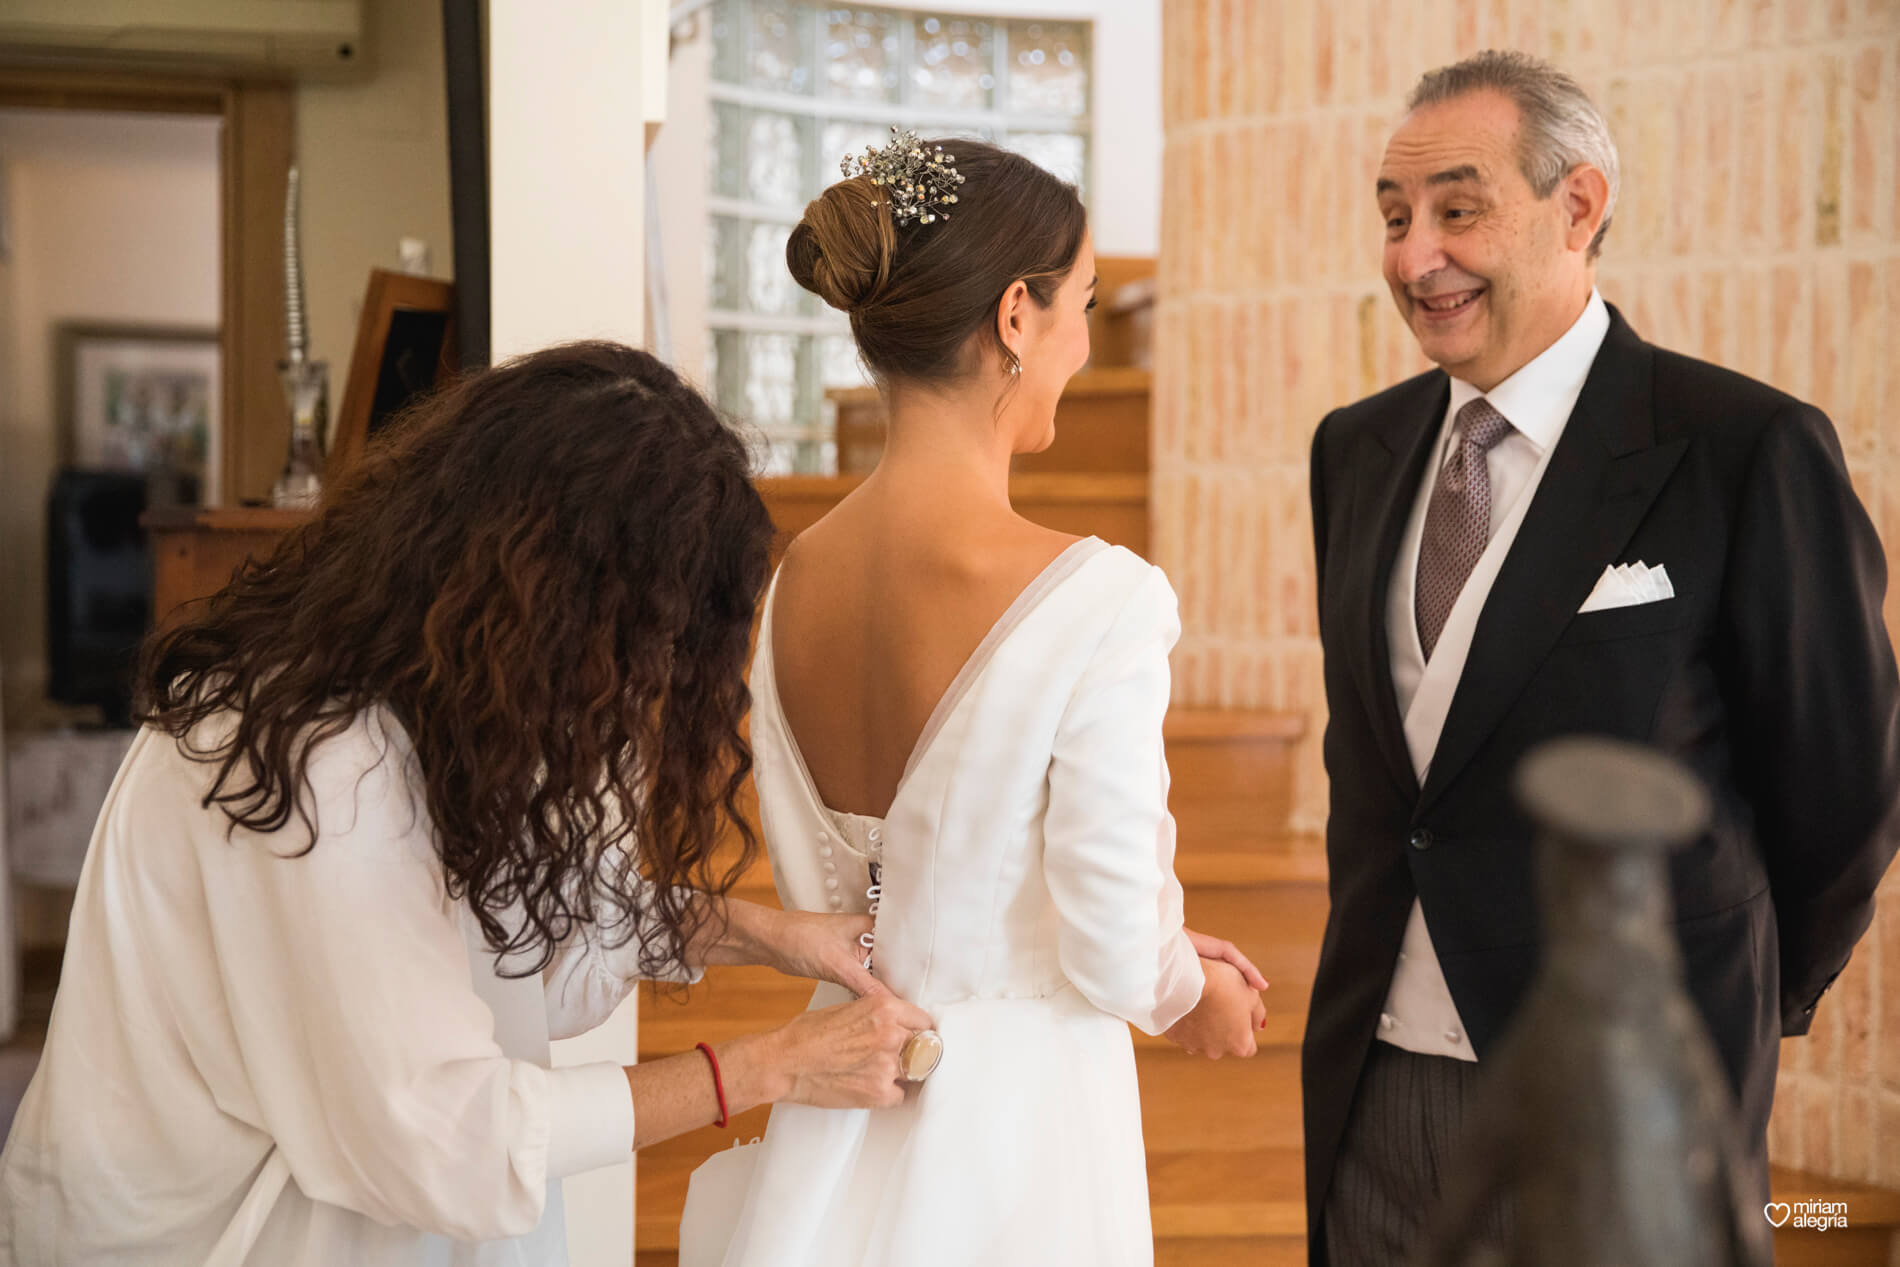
[46,468,151,726]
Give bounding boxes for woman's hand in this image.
[639,991,937,1145]
[773,992,938,1109]
[1165,958,1267,1059]
[763,909,887,998]
[693,898,886,998]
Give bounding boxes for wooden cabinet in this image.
[145,507,311,623]
[145,474,1152,624]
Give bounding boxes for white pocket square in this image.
[1578,561,1674,613]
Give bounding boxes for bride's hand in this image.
[765,909,888,998]
[774,992,937,1109]
[1165,958,1267,1059]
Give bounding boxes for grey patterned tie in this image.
[1415,397,1515,661]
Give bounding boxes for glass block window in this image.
[705,0,1093,473]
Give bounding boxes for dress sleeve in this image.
[198,720,634,1242]
[542,850,704,1041]
[1041,565,1206,1035]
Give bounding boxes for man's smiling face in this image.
[1376,89,1593,391]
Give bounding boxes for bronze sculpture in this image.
[1420,736,1773,1267]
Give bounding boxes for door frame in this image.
[0,66,293,503]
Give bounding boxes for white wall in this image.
[488,7,661,1260]
[0,6,453,723]
[983,0,1162,256]
[651,25,715,385]
[295,0,454,423]
[489,4,649,358]
[0,110,221,728]
[653,0,1162,386]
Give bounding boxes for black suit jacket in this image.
[1301,307,1900,1262]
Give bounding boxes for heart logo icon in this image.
[1764,1202,1791,1227]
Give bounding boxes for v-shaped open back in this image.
[759,535,1107,822]
[692,540,1204,1267]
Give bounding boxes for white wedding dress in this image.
[679,538,1205,1267]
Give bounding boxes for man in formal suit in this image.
[1304,49,1900,1266]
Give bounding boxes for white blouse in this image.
[0,707,691,1266]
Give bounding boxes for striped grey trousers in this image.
[1321,1041,1513,1267]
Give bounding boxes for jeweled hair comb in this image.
[841,126,964,226]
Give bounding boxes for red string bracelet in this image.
[695,1041,729,1128]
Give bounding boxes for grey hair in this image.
[1408,50,1620,260]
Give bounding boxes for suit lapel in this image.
[1340,376,1446,803]
[1416,311,1687,817]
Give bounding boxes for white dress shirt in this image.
[1378,290,1612,1061]
[0,707,694,1266]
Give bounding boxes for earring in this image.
[1009,357,1023,376]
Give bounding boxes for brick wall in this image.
[1155,0,1900,1187]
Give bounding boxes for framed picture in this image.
[57,323,221,504]
[330,269,458,479]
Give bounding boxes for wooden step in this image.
[759,473,1152,559]
[1140,1046,1302,1154]
[1153,1146,1310,1267]
[1156,1238,1307,1266]
[1150,1146,1306,1238]
[829,367,1154,477]
[1173,844,1326,887]
[1166,709,1306,846]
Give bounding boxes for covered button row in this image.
[817,825,883,852]
[817,827,882,908]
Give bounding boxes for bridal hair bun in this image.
[787,177,897,314]
[787,137,1086,385]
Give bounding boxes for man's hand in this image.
[1185,927,1269,990]
[1165,958,1267,1059]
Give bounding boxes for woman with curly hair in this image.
[0,342,932,1267]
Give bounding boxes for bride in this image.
[679,134,1268,1266]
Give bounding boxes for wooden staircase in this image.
[831,366,1153,477]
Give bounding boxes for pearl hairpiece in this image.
[841,126,964,227]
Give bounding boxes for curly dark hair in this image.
[138,342,773,978]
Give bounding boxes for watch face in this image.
[899,1029,944,1082]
